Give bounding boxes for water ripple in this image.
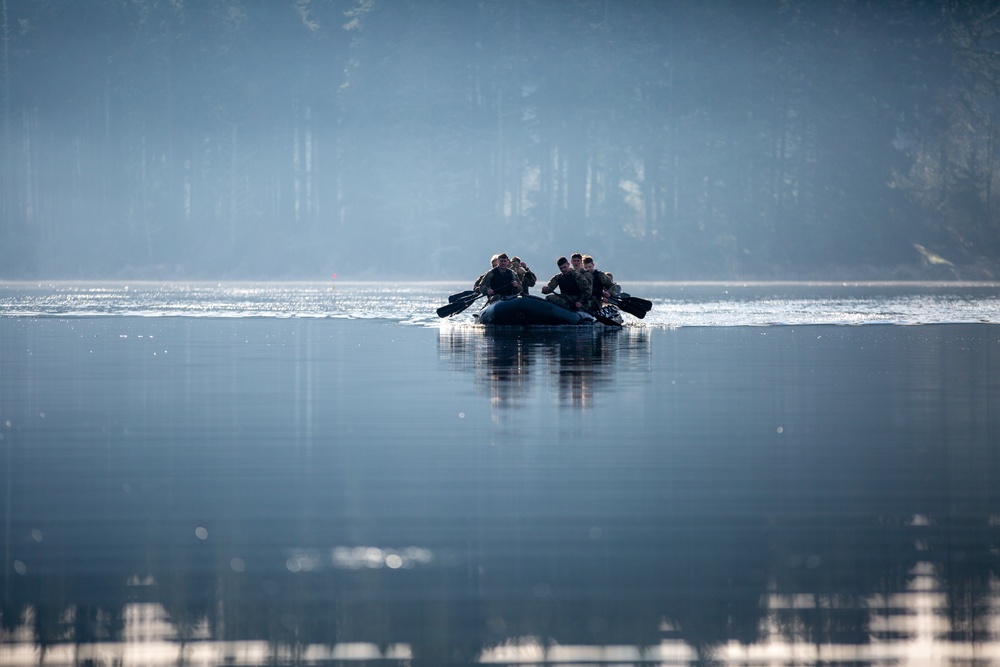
[1,280,998,327]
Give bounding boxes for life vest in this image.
[487,268,517,296]
[557,271,582,298]
[590,270,609,299]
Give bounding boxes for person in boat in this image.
[603,272,622,301]
[569,252,594,296]
[473,254,500,292]
[540,256,588,310]
[510,256,537,295]
[477,253,521,302]
[582,255,614,312]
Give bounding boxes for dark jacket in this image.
[544,270,587,299]
[586,269,613,310]
[477,267,519,298]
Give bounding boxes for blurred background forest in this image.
[2,0,1000,280]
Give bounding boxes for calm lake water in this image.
[2,281,1000,666]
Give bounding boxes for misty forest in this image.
[2,0,1000,281]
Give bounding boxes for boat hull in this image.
[475,295,621,326]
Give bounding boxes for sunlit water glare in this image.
[1,280,998,326]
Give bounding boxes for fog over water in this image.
[2,2,1000,280]
[4,2,1000,664]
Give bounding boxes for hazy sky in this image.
[1,0,997,280]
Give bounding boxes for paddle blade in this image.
[623,304,646,318]
[436,294,482,318]
[448,290,477,303]
[611,297,646,319]
[593,311,622,327]
[437,301,466,317]
[620,294,653,311]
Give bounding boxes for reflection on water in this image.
[1,318,1000,665]
[437,326,651,410]
[3,280,1000,326]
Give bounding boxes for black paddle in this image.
[617,292,653,312]
[437,292,485,318]
[439,275,520,318]
[607,294,647,319]
[591,310,622,327]
[448,290,477,303]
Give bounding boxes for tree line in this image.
[2,0,999,280]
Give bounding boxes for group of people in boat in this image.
[473,252,621,315]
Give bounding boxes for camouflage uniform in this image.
[474,255,501,291]
[575,267,593,303]
[543,270,589,310]
[604,272,622,299]
[585,269,614,312]
[473,269,491,292]
[510,259,537,295]
[477,267,520,301]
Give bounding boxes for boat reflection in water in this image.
[3,319,1000,665]
[437,324,652,411]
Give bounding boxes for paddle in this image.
[617,292,653,312]
[607,294,647,319]
[448,290,477,303]
[591,309,622,327]
[439,273,521,318]
[437,292,485,318]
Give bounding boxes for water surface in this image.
[1,280,998,325]
[1,282,999,666]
